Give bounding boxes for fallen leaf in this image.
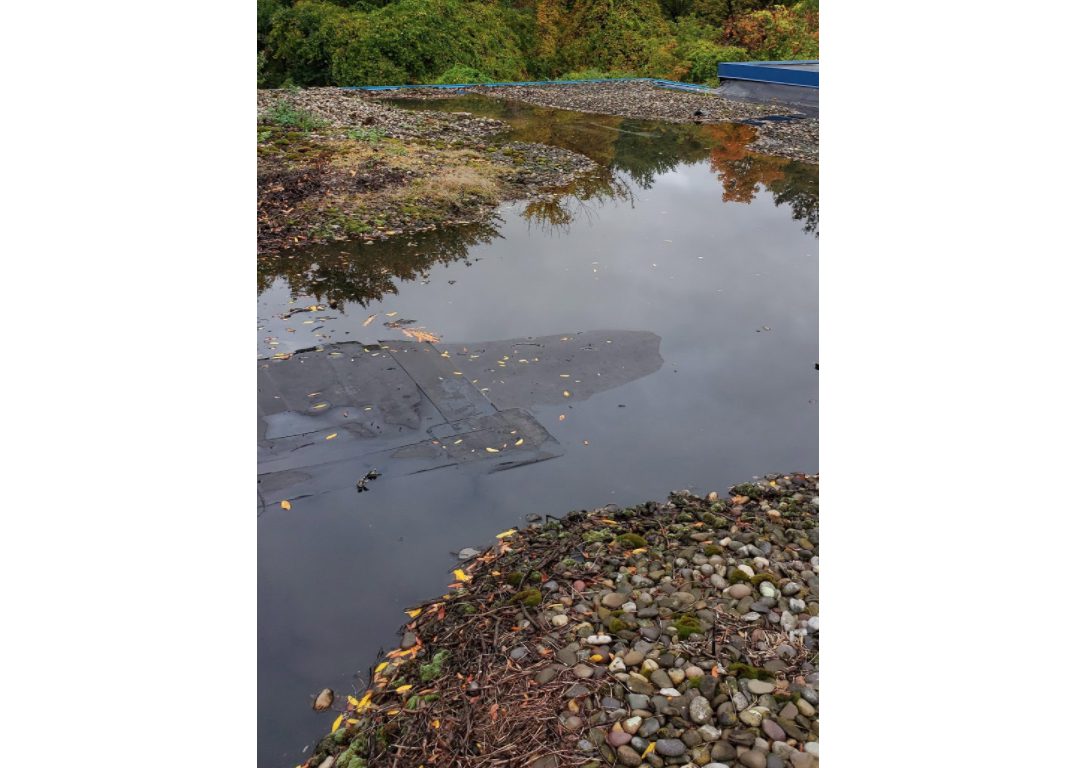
[643,742,656,757]
[405,608,422,618]
[402,328,440,343]
[485,447,500,453]
[374,662,389,675]
[563,391,571,397]
[331,714,344,732]
[386,311,398,317]
[558,414,566,421]
[496,529,516,539]
[326,433,338,440]
[514,438,524,446]
[363,314,377,327]
[395,684,413,694]
[453,568,472,582]
[281,500,292,510]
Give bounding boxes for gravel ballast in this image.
[303,474,820,768]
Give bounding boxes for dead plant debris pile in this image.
[306,474,819,768]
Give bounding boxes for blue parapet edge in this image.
[717,61,818,89]
[340,77,722,94]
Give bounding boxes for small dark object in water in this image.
[814,363,819,370]
[356,469,381,492]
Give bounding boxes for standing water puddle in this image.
[258,95,817,767]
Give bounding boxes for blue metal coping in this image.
[340,77,721,94]
[717,61,818,89]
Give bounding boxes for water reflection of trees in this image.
[520,170,633,235]
[389,96,818,234]
[257,222,501,307]
[261,100,818,306]
[704,123,819,235]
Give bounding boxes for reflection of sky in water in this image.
[258,102,818,768]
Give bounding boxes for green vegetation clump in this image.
[582,528,613,544]
[728,662,775,680]
[262,101,327,131]
[729,483,763,500]
[679,40,749,83]
[420,649,450,681]
[728,567,753,584]
[434,64,494,84]
[506,571,525,587]
[348,127,385,143]
[616,532,647,548]
[509,588,542,606]
[673,614,702,639]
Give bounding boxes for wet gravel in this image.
[304,474,820,768]
[372,82,818,164]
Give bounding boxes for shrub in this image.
[261,101,328,131]
[560,68,633,81]
[723,4,819,60]
[434,65,494,84]
[679,39,750,83]
[329,0,527,85]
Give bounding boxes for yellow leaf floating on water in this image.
[326,433,338,440]
[485,447,499,453]
[496,529,516,539]
[405,608,422,618]
[405,329,441,343]
[348,695,360,707]
[312,402,329,410]
[331,714,344,732]
[354,691,373,711]
[395,684,413,694]
[374,662,389,675]
[281,500,292,510]
[514,438,524,446]
[453,568,472,582]
[563,391,571,398]
[386,311,398,317]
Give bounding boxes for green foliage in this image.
[262,101,328,131]
[258,0,818,86]
[679,39,749,82]
[559,0,675,76]
[434,65,494,84]
[348,127,386,142]
[509,587,542,606]
[560,68,633,80]
[616,532,647,548]
[420,650,449,681]
[723,4,819,60]
[673,613,702,639]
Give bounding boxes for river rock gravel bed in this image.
[303,474,819,768]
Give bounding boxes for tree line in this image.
[258,0,819,88]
